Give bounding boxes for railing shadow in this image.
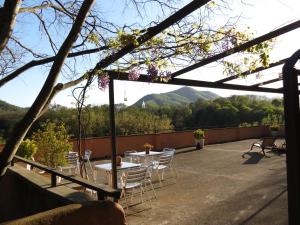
[238,189,287,225]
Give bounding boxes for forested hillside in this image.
[133,87,219,107]
[0,95,284,143]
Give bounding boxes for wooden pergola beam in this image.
[216,58,287,84]
[251,77,282,87]
[107,71,284,94]
[171,20,300,78]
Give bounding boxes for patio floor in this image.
[118,139,288,225]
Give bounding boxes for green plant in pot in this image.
[193,129,205,149]
[270,124,280,137]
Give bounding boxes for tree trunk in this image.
[0,0,22,53]
[0,0,95,178]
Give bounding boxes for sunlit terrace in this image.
[2,136,287,225]
[91,139,287,225]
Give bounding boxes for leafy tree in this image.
[16,139,37,160]
[32,122,72,168]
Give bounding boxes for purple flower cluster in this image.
[97,73,109,91]
[147,63,159,81]
[128,68,140,81]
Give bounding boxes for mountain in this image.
[132,87,220,107]
[0,100,24,112]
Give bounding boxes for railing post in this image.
[51,173,57,187]
[97,190,104,200]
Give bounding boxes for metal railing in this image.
[11,155,120,201]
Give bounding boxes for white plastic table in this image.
[127,151,163,157]
[94,162,141,187]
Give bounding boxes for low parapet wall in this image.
[0,165,125,224]
[72,126,283,159]
[0,165,87,222]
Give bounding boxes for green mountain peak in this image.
[133,87,219,107]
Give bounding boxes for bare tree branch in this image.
[0,46,107,87]
[0,0,95,178]
[10,36,45,58]
[18,3,65,13]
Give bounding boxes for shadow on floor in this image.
[238,189,287,225]
[242,152,264,164]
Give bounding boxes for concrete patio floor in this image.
[123,139,288,225]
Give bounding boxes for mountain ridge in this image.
[0,99,24,112]
[132,87,220,107]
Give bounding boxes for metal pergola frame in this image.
[106,1,300,224]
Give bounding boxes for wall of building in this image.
[72,125,283,159]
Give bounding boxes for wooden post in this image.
[282,50,300,225]
[109,78,118,190]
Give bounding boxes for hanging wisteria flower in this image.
[97,73,109,91]
[128,68,140,81]
[159,71,172,82]
[147,63,159,81]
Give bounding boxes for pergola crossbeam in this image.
[251,77,282,87]
[216,58,287,83]
[107,71,284,94]
[171,20,300,78]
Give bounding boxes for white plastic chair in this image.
[124,150,138,163]
[153,154,176,187]
[141,162,157,199]
[83,149,93,173]
[119,166,151,212]
[163,148,175,156]
[59,151,79,173]
[57,151,79,183]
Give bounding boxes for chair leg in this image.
[142,185,152,208]
[161,170,165,181]
[88,160,93,173]
[172,164,178,178]
[130,188,135,202]
[261,147,266,156]
[261,148,271,158]
[144,180,157,199]
[123,191,129,212]
[140,186,144,204]
[156,170,162,187]
[149,180,157,199]
[171,167,177,183]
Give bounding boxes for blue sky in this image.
[1,0,300,107]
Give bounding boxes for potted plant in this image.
[193,129,205,149]
[143,143,153,154]
[270,124,279,137]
